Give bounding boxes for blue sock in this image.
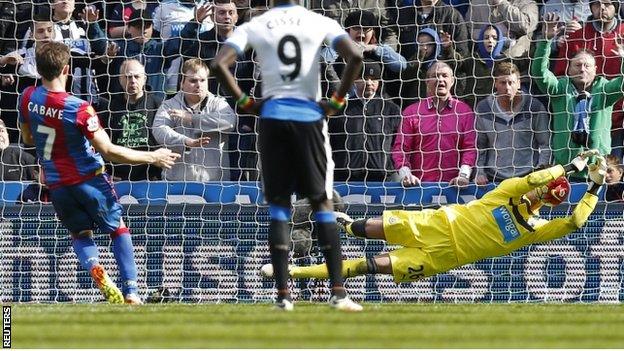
[269,204,291,221]
[71,236,99,272]
[314,211,336,223]
[112,229,138,296]
[268,204,292,299]
[314,211,344,294]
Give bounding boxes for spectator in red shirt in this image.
[554,0,623,78]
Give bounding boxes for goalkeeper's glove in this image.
[588,155,607,185]
[568,149,599,173]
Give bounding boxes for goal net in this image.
[0,0,623,303]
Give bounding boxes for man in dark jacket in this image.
[0,0,32,55]
[329,61,402,182]
[308,0,398,50]
[0,119,37,181]
[323,9,406,94]
[179,0,255,103]
[101,59,163,181]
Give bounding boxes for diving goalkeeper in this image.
[261,150,606,283]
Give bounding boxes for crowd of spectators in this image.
[0,0,623,202]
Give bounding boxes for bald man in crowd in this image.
[102,59,163,180]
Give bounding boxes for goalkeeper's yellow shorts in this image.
[382,209,458,283]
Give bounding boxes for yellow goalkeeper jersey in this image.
[442,165,598,266]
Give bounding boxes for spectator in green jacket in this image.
[531,12,624,179]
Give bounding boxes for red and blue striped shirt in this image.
[18,85,105,189]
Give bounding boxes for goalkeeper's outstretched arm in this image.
[532,184,599,243]
[495,150,599,198]
[531,156,606,243]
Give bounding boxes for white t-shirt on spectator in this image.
[1,47,38,78]
[152,0,213,40]
[153,0,213,94]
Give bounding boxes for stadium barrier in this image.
[0,181,605,204]
[1,182,622,303]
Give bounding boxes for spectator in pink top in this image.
[392,62,477,187]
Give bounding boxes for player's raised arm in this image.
[210,45,252,110]
[89,128,180,170]
[211,34,262,115]
[324,36,363,115]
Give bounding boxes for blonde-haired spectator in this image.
[152,59,236,181]
[474,61,551,185]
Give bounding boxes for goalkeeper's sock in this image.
[268,205,292,301]
[350,219,368,238]
[315,211,346,298]
[290,258,368,279]
[71,235,99,271]
[111,227,138,296]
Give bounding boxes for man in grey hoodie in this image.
[152,58,237,181]
[474,61,551,184]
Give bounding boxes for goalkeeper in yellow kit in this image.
[261,150,607,283]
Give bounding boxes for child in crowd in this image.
[605,154,624,201]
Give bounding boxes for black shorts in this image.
[258,118,334,206]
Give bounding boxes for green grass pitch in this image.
[10,303,624,348]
